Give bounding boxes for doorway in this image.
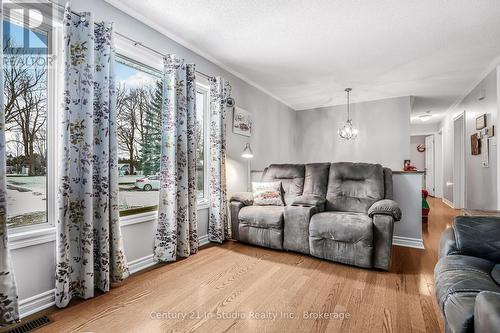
[453,113,465,209]
[425,135,435,196]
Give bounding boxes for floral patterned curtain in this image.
[0,0,20,325]
[154,55,198,262]
[56,7,129,308]
[208,77,230,243]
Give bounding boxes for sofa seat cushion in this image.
[239,206,284,229]
[309,212,373,268]
[309,211,373,244]
[434,255,500,333]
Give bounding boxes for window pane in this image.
[4,20,48,228]
[196,90,205,199]
[115,58,162,214]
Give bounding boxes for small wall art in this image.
[471,133,481,155]
[233,107,252,137]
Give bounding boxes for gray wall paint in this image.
[463,70,497,210]
[295,96,411,170]
[440,68,498,209]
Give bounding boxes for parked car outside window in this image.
[135,175,160,191]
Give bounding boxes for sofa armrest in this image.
[229,201,245,240]
[368,199,402,221]
[372,214,395,270]
[439,227,458,259]
[291,195,326,208]
[229,192,254,206]
[474,291,500,333]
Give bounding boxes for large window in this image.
[3,17,49,228]
[115,55,209,216]
[115,56,162,215]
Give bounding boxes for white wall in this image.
[410,135,426,171]
[10,0,297,317]
[295,96,411,171]
[440,68,498,210]
[411,122,439,135]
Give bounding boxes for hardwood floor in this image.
[34,197,458,333]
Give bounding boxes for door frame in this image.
[424,135,435,196]
[453,112,466,209]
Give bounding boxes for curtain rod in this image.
[46,0,215,81]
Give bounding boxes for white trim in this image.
[120,211,158,227]
[127,234,211,275]
[9,227,56,250]
[128,254,156,274]
[198,234,209,246]
[104,0,294,110]
[19,289,55,318]
[393,236,425,249]
[442,197,454,209]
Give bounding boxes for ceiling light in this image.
[419,112,433,122]
[338,88,358,140]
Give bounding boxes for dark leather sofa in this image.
[229,162,402,270]
[435,216,500,332]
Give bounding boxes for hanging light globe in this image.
[338,88,358,140]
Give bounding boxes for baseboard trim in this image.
[442,198,454,208]
[393,236,425,249]
[128,254,156,274]
[19,289,55,318]
[199,234,209,246]
[128,234,210,275]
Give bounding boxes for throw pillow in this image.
[252,181,284,206]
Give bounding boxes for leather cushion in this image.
[262,164,305,205]
[310,211,373,244]
[303,163,330,197]
[326,162,385,213]
[239,206,284,229]
[492,265,500,285]
[452,216,500,262]
[435,255,500,333]
[474,291,500,333]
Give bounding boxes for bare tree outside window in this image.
[3,20,48,228]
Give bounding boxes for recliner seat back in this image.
[326,162,385,213]
[302,163,330,197]
[262,164,305,205]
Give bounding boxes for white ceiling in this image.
[107,0,500,124]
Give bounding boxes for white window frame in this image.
[5,6,62,239]
[196,82,210,209]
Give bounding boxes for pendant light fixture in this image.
[337,88,358,140]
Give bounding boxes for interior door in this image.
[425,135,435,196]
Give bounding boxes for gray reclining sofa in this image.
[435,216,500,333]
[229,162,402,270]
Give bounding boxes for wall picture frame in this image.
[233,107,252,137]
[471,133,481,155]
[476,114,487,130]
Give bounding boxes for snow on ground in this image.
[6,175,160,227]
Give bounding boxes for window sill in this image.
[8,226,56,250]
[6,201,212,249]
[120,200,210,227]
